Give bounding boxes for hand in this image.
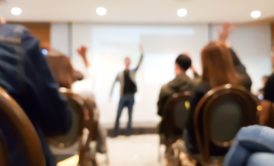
[77,45,90,67]
[77,45,88,59]
[218,23,234,42]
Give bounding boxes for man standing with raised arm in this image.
[110,45,144,136]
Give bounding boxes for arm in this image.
[133,44,144,72]
[77,45,90,68]
[110,75,119,98]
[157,86,170,117]
[218,24,252,90]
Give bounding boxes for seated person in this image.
[185,41,249,155]
[263,73,274,103]
[224,125,274,166]
[259,73,274,126]
[45,49,83,88]
[0,23,72,166]
[157,53,198,146]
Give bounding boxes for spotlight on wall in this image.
[250,10,262,19]
[177,8,188,17]
[11,7,22,16]
[96,6,107,16]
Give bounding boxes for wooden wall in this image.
[11,22,51,48]
[272,23,274,70]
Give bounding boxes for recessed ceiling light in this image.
[96,7,107,16]
[177,8,188,17]
[11,7,22,16]
[250,10,262,19]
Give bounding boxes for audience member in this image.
[157,53,198,146]
[73,45,107,154]
[263,73,274,103]
[0,23,72,166]
[259,73,274,126]
[224,125,274,166]
[46,49,83,88]
[185,41,247,155]
[110,45,144,136]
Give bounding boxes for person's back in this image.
[157,54,197,146]
[185,41,246,155]
[0,24,72,166]
[157,54,196,117]
[264,73,274,102]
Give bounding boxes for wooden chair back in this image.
[0,87,45,166]
[194,84,258,162]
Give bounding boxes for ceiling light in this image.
[96,7,107,16]
[250,10,262,19]
[177,8,188,17]
[11,7,22,16]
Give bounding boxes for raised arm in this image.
[133,44,144,72]
[77,45,90,68]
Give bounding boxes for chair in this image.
[159,92,192,164]
[48,88,85,150]
[49,88,98,166]
[0,87,45,166]
[194,84,258,164]
[162,91,192,146]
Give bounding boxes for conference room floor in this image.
[58,134,163,166]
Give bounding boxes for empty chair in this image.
[0,87,45,166]
[194,84,258,164]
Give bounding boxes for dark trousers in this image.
[114,94,135,135]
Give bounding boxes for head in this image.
[175,54,192,76]
[201,41,239,87]
[124,56,131,70]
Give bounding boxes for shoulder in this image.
[193,81,211,94]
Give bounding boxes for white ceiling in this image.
[0,0,273,24]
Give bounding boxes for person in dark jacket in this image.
[157,53,198,146]
[264,73,274,102]
[0,23,72,166]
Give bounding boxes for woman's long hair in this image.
[201,41,240,88]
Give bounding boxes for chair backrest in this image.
[164,92,192,131]
[194,84,258,161]
[0,131,8,166]
[83,98,98,140]
[48,88,85,149]
[0,87,45,166]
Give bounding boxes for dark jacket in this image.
[230,48,252,90]
[264,73,274,102]
[0,24,72,166]
[157,72,195,117]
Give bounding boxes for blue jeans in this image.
[114,94,135,135]
[224,125,274,166]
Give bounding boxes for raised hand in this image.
[77,45,88,58]
[77,45,90,67]
[218,23,234,42]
